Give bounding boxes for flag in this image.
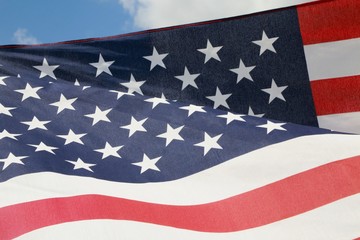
[1,0,358,133]
[0,84,360,239]
[0,0,360,239]
[298,0,360,133]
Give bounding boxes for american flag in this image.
[0,0,360,239]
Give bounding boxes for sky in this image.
[0,0,136,45]
[0,0,317,45]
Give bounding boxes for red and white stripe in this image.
[298,0,360,133]
[1,134,360,239]
[15,195,360,240]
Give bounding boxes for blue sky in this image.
[0,0,138,45]
[0,0,312,45]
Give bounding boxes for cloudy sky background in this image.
[0,0,317,45]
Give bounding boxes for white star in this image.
[74,79,90,90]
[197,39,223,63]
[66,158,95,172]
[257,120,287,134]
[109,90,134,100]
[206,87,232,109]
[195,133,223,156]
[252,31,279,56]
[85,106,112,126]
[121,117,147,137]
[217,112,245,125]
[50,94,77,114]
[180,104,206,117]
[248,106,265,118]
[121,74,146,95]
[0,103,16,117]
[57,129,87,145]
[21,116,50,130]
[157,124,184,146]
[28,142,58,155]
[0,130,21,140]
[230,59,256,83]
[89,53,115,77]
[145,94,169,109]
[143,46,168,70]
[132,154,161,174]
[15,83,43,101]
[175,67,200,90]
[0,76,9,85]
[262,79,288,103]
[0,153,27,170]
[95,142,123,159]
[33,58,59,80]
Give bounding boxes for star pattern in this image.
[21,116,50,130]
[15,83,43,101]
[121,117,147,137]
[110,90,134,100]
[195,133,223,156]
[33,58,59,80]
[143,47,168,70]
[0,103,16,117]
[57,129,87,145]
[0,153,27,170]
[28,142,58,155]
[230,59,256,83]
[0,76,9,85]
[206,87,232,109]
[217,112,246,125]
[248,106,265,118]
[121,74,146,95]
[157,124,184,146]
[50,94,77,114]
[257,120,287,134]
[0,130,21,140]
[74,79,90,90]
[262,79,288,103]
[252,31,279,56]
[95,142,123,159]
[132,154,161,174]
[66,158,96,172]
[0,18,321,186]
[145,94,169,109]
[197,39,223,63]
[175,67,201,90]
[85,106,112,126]
[180,104,206,117]
[89,53,115,77]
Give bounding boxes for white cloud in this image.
[119,0,319,29]
[118,0,137,14]
[13,28,40,45]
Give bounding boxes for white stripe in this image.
[17,194,360,240]
[318,111,360,134]
[304,38,360,81]
[1,134,360,207]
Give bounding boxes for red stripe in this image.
[297,0,360,45]
[1,155,359,239]
[310,75,360,115]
